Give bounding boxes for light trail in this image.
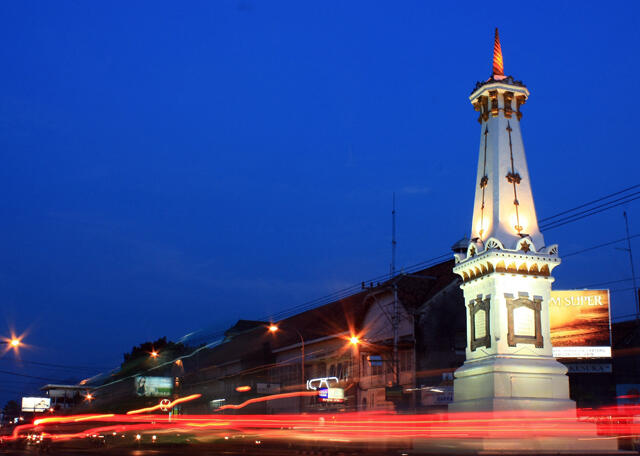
[126,393,202,415]
[215,391,319,411]
[5,406,639,449]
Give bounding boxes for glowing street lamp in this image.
[2,335,24,355]
[150,351,159,359]
[268,323,305,391]
[349,336,360,346]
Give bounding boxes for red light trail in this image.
[5,404,640,450]
[126,393,202,415]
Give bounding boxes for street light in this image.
[268,324,306,402]
[349,336,360,346]
[150,350,159,359]
[2,335,24,355]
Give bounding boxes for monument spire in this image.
[467,28,544,252]
[492,28,504,76]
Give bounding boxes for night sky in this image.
[1,1,639,405]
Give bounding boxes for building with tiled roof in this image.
[178,258,466,413]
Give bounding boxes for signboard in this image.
[306,377,339,390]
[21,397,51,412]
[549,290,611,358]
[134,376,173,397]
[565,363,612,374]
[319,387,345,403]
[421,386,453,406]
[159,399,172,411]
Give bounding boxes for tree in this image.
[2,400,19,422]
[107,337,187,381]
[122,336,184,364]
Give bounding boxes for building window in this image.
[399,350,413,372]
[370,355,384,376]
[316,362,326,378]
[342,359,351,379]
[277,364,298,386]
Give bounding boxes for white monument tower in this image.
[449,30,574,412]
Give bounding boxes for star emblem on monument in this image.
[520,241,531,253]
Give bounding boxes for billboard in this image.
[134,376,173,397]
[549,289,611,358]
[21,397,51,412]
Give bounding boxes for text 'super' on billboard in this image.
[134,376,173,397]
[549,289,611,358]
[21,397,51,412]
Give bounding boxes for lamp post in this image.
[268,325,305,410]
[348,336,361,410]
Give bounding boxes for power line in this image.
[0,358,111,372]
[539,184,640,223]
[609,287,636,293]
[576,276,640,289]
[0,369,68,383]
[540,193,640,231]
[563,234,640,258]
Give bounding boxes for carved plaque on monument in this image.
[474,310,487,339]
[506,295,543,348]
[513,306,535,337]
[469,296,491,351]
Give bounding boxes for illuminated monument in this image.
[449,30,574,412]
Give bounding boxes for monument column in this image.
[449,29,574,412]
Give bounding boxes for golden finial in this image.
[493,28,504,76]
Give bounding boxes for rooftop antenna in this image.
[623,212,640,319]
[391,192,397,278]
[391,192,400,385]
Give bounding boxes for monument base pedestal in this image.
[449,354,575,412]
[447,355,617,452]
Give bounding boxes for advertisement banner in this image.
[21,397,51,412]
[134,376,173,397]
[549,289,611,358]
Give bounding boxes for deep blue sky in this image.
[1,1,639,404]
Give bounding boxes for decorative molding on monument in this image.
[472,87,528,123]
[470,75,527,96]
[453,247,561,284]
[454,236,559,263]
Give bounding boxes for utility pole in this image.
[391,193,399,386]
[623,212,640,319]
